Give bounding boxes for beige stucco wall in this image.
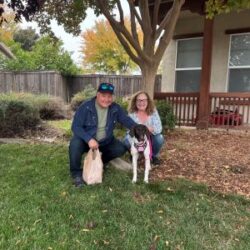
[162,9,250,93]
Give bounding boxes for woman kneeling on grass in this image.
[123,91,164,165]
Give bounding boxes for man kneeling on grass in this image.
[69,82,136,187]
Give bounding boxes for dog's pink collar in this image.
[134,141,147,152]
[134,139,153,160]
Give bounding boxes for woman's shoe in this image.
[151,156,161,166]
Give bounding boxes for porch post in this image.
[196,18,214,129]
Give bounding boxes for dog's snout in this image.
[135,129,144,141]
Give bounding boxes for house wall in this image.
[162,9,250,93]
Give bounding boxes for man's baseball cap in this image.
[97,82,115,94]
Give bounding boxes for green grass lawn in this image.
[47,120,73,138]
[47,120,126,140]
[0,144,249,250]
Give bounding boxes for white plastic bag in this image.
[83,149,103,185]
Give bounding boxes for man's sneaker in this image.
[73,176,84,188]
[151,156,161,166]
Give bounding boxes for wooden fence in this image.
[0,71,161,102]
[0,71,69,101]
[67,74,161,98]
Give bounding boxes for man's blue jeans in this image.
[69,136,127,178]
[123,133,164,158]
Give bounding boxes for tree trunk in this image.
[141,65,158,99]
[0,42,16,59]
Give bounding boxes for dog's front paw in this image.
[144,179,149,184]
[132,179,137,184]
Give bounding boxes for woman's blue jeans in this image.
[123,133,164,158]
[69,136,127,178]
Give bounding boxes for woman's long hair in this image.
[128,91,155,115]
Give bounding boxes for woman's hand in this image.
[88,139,99,149]
[147,126,154,133]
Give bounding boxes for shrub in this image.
[115,97,129,113]
[34,95,67,120]
[70,84,96,111]
[0,93,68,120]
[0,100,40,137]
[155,100,176,130]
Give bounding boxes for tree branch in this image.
[127,0,143,28]
[129,2,140,45]
[96,0,151,64]
[116,0,124,24]
[152,0,161,33]
[155,7,172,38]
[154,0,185,62]
[138,0,152,35]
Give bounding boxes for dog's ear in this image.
[129,126,135,137]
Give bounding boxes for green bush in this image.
[70,84,96,111]
[155,100,176,130]
[0,100,40,137]
[34,95,67,120]
[0,93,67,120]
[115,97,129,113]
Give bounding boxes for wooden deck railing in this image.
[154,92,199,126]
[209,93,250,128]
[154,92,250,129]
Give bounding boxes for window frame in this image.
[175,37,203,92]
[227,32,250,92]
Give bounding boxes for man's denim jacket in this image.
[71,97,136,145]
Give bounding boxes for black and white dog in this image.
[129,124,152,183]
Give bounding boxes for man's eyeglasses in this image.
[136,99,148,103]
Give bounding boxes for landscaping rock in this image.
[110,158,132,171]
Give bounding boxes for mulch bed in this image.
[151,129,250,199]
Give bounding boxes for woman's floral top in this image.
[129,109,162,135]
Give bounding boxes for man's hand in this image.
[88,139,99,149]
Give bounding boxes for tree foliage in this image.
[0,8,17,44]
[0,36,80,75]
[82,18,139,74]
[13,27,39,51]
[1,0,186,97]
[206,0,250,18]
[1,0,250,96]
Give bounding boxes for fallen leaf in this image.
[85,221,97,229]
[154,235,160,241]
[103,240,110,245]
[60,191,67,197]
[33,219,42,225]
[15,240,21,245]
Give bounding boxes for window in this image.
[228,33,250,92]
[175,38,203,92]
